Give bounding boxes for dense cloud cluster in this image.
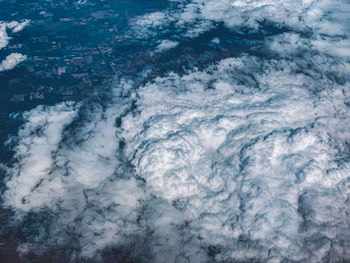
[2,0,350,262]
[0,20,29,72]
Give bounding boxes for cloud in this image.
[2,1,350,262]
[7,20,30,33]
[130,0,350,59]
[0,20,29,71]
[3,53,350,262]
[0,53,27,72]
[0,20,29,49]
[155,40,179,53]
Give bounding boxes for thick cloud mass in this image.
[2,1,350,262]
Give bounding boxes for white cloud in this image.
[4,102,79,211]
[135,11,168,27]
[155,39,179,53]
[130,0,350,60]
[7,20,30,33]
[312,38,350,57]
[0,53,27,72]
[0,24,10,50]
[4,55,350,262]
[211,37,220,45]
[266,33,308,56]
[2,1,350,262]
[0,20,29,49]
[132,0,310,38]
[0,20,29,71]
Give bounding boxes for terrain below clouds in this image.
[1,0,350,262]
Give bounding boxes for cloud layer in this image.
[2,0,350,262]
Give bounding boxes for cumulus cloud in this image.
[0,53,27,72]
[0,20,29,71]
[0,20,29,49]
[0,25,10,50]
[155,39,179,53]
[2,1,350,263]
[7,20,30,33]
